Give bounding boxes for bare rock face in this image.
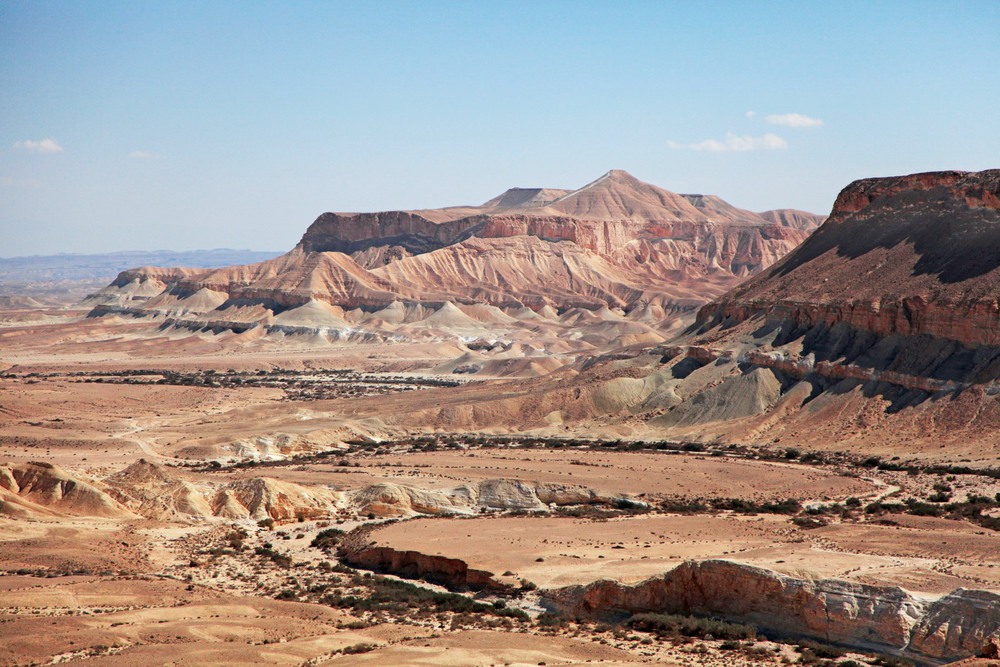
[701,169,1000,347]
[105,459,213,520]
[86,170,819,330]
[680,169,1000,422]
[756,208,828,230]
[337,538,505,591]
[217,477,341,522]
[544,559,1000,664]
[0,462,133,518]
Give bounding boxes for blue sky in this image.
[2,1,998,256]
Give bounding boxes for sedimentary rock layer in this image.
[544,559,1000,664]
[700,170,1000,347]
[86,170,819,326]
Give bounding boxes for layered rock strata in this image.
[544,559,1000,664]
[86,170,820,330]
[700,170,1000,348]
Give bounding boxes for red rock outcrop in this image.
[338,544,506,591]
[700,169,1000,347]
[544,559,1000,664]
[681,169,1000,412]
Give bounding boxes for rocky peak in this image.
[544,170,704,222]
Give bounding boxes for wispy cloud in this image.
[765,113,824,128]
[13,138,64,154]
[129,150,162,160]
[668,133,788,152]
[745,110,755,119]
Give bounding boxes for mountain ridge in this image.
[86,170,823,337]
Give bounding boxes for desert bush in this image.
[310,527,345,551]
[321,576,529,621]
[709,497,801,515]
[341,642,377,654]
[793,516,829,529]
[254,546,292,568]
[796,640,845,659]
[660,498,708,513]
[537,611,569,628]
[274,588,298,600]
[627,612,755,640]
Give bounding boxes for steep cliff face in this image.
[299,210,481,255]
[663,169,1000,437]
[87,170,818,329]
[700,169,1000,347]
[337,541,506,591]
[544,559,1000,664]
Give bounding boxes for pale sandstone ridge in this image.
[86,170,821,332]
[0,461,134,519]
[5,458,634,523]
[544,559,1000,665]
[756,207,828,230]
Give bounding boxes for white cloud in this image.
[765,113,824,128]
[745,110,755,119]
[668,132,788,152]
[13,138,64,154]
[129,150,162,159]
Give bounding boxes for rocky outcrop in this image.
[215,477,342,522]
[757,208,827,230]
[338,536,506,591]
[544,559,1000,665]
[0,462,133,519]
[347,479,623,518]
[105,459,214,520]
[680,168,1000,423]
[12,457,632,523]
[699,170,1000,348]
[299,210,482,255]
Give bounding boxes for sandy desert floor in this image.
[2,309,1000,666]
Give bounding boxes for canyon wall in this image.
[699,170,1000,349]
[544,559,1000,665]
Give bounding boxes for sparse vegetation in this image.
[626,612,756,640]
[320,575,529,621]
[309,527,346,551]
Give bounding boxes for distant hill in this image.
[0,249,282,304]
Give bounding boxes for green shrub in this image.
[627,612,755,640]
[310,527,345,551]
[341,642,377,654]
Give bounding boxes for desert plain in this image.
[4,170,1000,667]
